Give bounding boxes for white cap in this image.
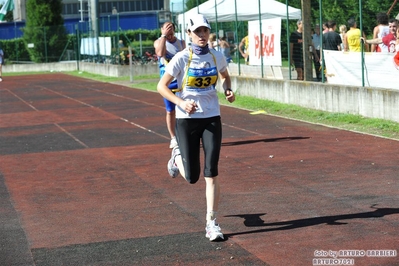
[188,14,211,32]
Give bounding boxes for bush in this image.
[23,0,68,63]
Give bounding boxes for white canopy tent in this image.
[177,0,301,28]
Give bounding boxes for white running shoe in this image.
[169,136,178,148]
[167,146,180,178]
[205,219,224,241]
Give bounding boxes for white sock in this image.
[206,211,217,222]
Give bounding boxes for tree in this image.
[276,0,397,37]
[185,0,207,11]
[23,0,68,63]
[275,0,397,59]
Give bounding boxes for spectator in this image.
[154,22,186,149]
[208,33,217,50]
[112,6,117,15]
[363,19,397,53]
[344,18,368,52]
[219,36,231,63]
[339,24,347,51]
[312,24,322,81]
[323,20,342,51]
[117,40,127,64]
[239,35,249,64]
[371,12,389,52]
[290,20,303,80]
[322,22,329,34]
[383,19,398,53]
[394,27,399,69]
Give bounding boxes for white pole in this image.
[129,46,133,82]
[79,0,83,22]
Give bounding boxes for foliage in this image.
[0,39,30,62]
[269,0,398,58]
[0,3,13,22]
[185,0,207,11]
[276,0,398,37]
[23,0,68,63]
[102,28,160,55]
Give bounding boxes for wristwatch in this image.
[224,88,232,95]
[160,34,167,38]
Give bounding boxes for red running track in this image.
[0,73,398,265]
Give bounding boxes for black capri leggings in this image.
[176,116,222,184]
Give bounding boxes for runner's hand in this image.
[225,89,235,103]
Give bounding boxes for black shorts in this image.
[294,59,303,69]
[176,116,222,184]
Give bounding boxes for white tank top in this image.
[377,25,390,53]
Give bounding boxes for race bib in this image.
[186,67,218,88]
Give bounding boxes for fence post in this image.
[117,13,120,65]
[129,46,133,82]
[44,27,48,63]
[75,24,80,71]
[319,0,325,83]
[257,0,264,78]
[302,0,313,81]
[286,0,291,80]
[139,33,143,56]
[359,0,365,87]
[14,21,18,62]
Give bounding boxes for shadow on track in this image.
[224,205,399,237]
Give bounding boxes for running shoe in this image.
[205,219,224,241]
[167,146,180,178]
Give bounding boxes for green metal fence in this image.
[0,19,159,65]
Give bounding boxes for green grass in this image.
[224,95,399,139]
[63,71,398,140]
[68,71,160,83]
[3,71,50,76]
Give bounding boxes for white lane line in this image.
[41,85,170,141]
[40,86,94,108]
[5,89,39,111]
[54,123,89,148]
[119,118,169,140]
[222,123,264,136]
[88,87,162,108]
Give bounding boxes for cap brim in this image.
[190,24,211,31]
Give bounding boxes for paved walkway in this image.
[0,73,398,265]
